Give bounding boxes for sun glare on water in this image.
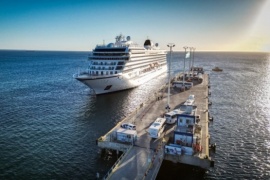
[266,54,270,149]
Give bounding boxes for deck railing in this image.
[103,144,133,180]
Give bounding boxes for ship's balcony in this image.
[74,71,120,78]
[92,52,129,55]
[91,61,126,66]
[81,69,122,76]
[89,56,129,60]
[90,66,115,70]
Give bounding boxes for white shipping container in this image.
[116,128,137,143]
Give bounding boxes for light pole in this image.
[191,47,196,78]
[183,46,189,89]
[188,47,193,81]
[166,43,175,112]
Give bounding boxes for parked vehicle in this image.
[121,123,136,130]
[116,128,137,143]
[164,110,178,124]
[172,81,193,89]
[148,118,166,138]
[184,95,195,106]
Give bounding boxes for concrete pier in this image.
[98,74,213,179]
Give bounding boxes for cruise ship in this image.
[73,34,167,94]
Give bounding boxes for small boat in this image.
[212,67,223,72]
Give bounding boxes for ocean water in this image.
[0,50,269,179]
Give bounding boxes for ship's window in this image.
[94,48,126,52]
[96,71,98,75]
[102,67,105,70]
[106,71,109,75]
[115,71,117,74]
[101,71,103,75]
[186,119,190,124]
[117,61,124,65]
[116,66,123,70]
[110,71,113,74]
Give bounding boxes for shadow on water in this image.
[76,89,138,178]
[157,161,207,180]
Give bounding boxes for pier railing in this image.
[141,140,165,180]
[103,144,133,180]
[99,83,167,134]
[98,73,185,147]
[121,83,167,125]
[98,81,169,179]
[125,73,184,124]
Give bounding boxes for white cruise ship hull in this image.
[74,34,168,95]
[75,65,167,95]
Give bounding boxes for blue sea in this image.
[0,50,269,179]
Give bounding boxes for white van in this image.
[184,95,195,106]
[164,111,177,124]
[198,73,203,80]
[148,118,166,138]
[121,123,136,130]
[172,81,193,89]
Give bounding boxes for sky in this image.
[0,0,269,52]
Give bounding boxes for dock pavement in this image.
[98,74,211,179]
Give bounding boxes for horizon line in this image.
[0,48,269,53]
